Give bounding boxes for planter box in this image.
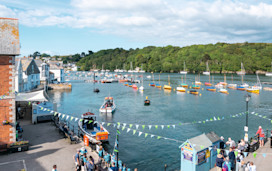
[9,144,29,153]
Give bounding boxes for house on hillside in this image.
[49,61,64,83]
[21,58,40,91]
[35,59,50,84]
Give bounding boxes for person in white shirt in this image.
[226,137,236,148]
[248,161,256,171]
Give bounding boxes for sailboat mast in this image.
[185,74,186,84]
[168,75,170,85]
[232,74,233,84]
[159,74,160,84]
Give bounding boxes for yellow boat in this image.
[246,88,259,94]
[189,90,199,95]
[164,75,172,90]
[219,88,229,94]
[163,85,172,90]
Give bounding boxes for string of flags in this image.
[0,90,16,100]
[250,112,272,123]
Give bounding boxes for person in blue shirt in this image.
[222,157,232,171]
[98,146,104,157]
[122,163,126,171]
[110,162,118,171]
[103,152,110,167]
[118,159,122,170]
[111,154,116,165]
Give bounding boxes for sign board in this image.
[198,151,206,164]
[83,135,89,146]
[205,149,210,158]
[184,142,193,151]
[183,150,193,161]
[244,133,248,142]
[244,126,248,132]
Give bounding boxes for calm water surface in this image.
[48,73,272,170]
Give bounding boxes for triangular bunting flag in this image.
[253,152,257,158]
[107,123,111,126]
[135,125,139,129]
[217,149,220,154]
[117,130,121,134]
[117,125,120,129]
[88,120,93,124]
[28,102,31,105]
[217,117,220,120]
[172,125,175,129]
[117,122,120,126]
[113,124,116,127]
[101,122,105,125]
[234,151,238,157]
[155,125,158,129]
[129,124,133,128]
[123,123,127,127]
[214,117,217,121]
[75,118,78,122]
[210,118,213,121]
[84,120,88,123]
[79,119,83,122]
[133,130,136,135]
[142,125,145,130]
[138,132,142,136]
[167,125,170,128]
[161,125,164,129]
[151,135,154,138]
[203,121,206,124]
[148,125,152,130]
[70,116,74,121]
[145,133,148,138]
[122,126,125,131]
[157,136,161,139]
[200,145,204,149]
[114,149,119,153]
[127,128,131,133]
[262,153,266,158]
[50,111,54,113]
[243,152,248,157]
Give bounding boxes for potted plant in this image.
[2,120,10,125]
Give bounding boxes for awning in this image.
[16,90,48,102]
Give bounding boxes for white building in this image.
[15,58,24,92]
[21,58,40,91]
[35,59,50,83]
[49,61,64,83]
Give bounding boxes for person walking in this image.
[236,150,244,171]
[86,156,94,171]
[256,126,265,147]
[226,138,236,148]
[52,165,57,171]
[247,162,256,171]
[215,153,224,171]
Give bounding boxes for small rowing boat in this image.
[219,88,228,94]
[99,97,116,114]
[189,90,199,95]
[192,85,200,89]
[78,112,109,144]
[206,86,216,92]
[237,86,246,91]
[132,84,138,89]
[163,75,172,90]
[176,86,186,92]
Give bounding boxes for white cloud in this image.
[1,0,272,46]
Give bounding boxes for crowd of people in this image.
[73,146,136,171]
[215,126,266,171]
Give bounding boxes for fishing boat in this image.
[78,112,109,143]
[219,88,228,94]
[189,90,199,95]
[203,61,210,75]
[266,62,272,76]
[192,85,200,89]
[99,97,116,114]
[246,87,259,94]
[156,74,161,88]
[163,75,172,90]
[180,62,188,74]
[237,62,246,75]
[206,86,216,92]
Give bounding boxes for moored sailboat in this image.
[163,75,172,90]
[180,61,188,74]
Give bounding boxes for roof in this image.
[21,58,32,71]
[21,58,40,75]
[49,61,63,69]
[206,131,220,143]
[16,90,48,102]
[15,58,21,71]
[0,18,20,55]
[188,133,212,151]
[34,59,43,67]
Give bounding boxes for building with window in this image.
[21,58,40,91]
[15,58,24,92]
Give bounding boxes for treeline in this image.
[76,42,272,73]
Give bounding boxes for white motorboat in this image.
[99,97,116,114]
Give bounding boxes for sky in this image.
[1,0,272,57]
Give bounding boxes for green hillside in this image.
[77,42,272,73]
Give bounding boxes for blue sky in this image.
[1,0,272,56]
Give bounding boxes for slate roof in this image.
[20,58,40,75]
[34,59,43,67]
[206,131,220,143]
[188,133,212,151]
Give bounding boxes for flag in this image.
[133,130,136,135]
[127,128,131,133]
[243,152,248,157]
[129,124,133,128]
[107,123,111,126]
[262,153,266,158]
[145,133,148,138]
[50,111,54,113]
[114,149,119,153]
[113,124,116,127]
[84,120,88,123]
[70,117,74,121]
[54,112,57,116]
[210,118,213,121]
[101,122,105,125]
[155,125,158,129]
[123,123,127,127]
[47,109,50,111]
[148,125,152,130]
[217,149,220,154]
[117,130,121,134]
[88,120,93,124]
[138,132,142,136]
[79,119,83,122]
[41,107,43,110]
[151,135,155,138]
[75,118,78,122]
[161,125,164,129]
[142,125,145,130]
[217,117,220,120]
[136,125,139,129]
[253,152,257,158]
[214,117,217,120]
[234,151,238,157]
[179,123,182,125]
[172,125,175,129]
[117,122,120,126]
[28,102,31,105]
[157,136,161,139]
[203,121,205,124]
[167,125,170,128]
[200,145,204,149]
[122,126,125,131]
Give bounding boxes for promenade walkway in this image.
[210,138,272,171]
[0,122,100,171]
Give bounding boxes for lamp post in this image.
[244,93,251,142]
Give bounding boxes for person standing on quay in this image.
[52,165,57,171]
[228,147,236,171]
[215,153,224,171]
[256,126,265,147]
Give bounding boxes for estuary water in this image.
[48,73,272,170]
